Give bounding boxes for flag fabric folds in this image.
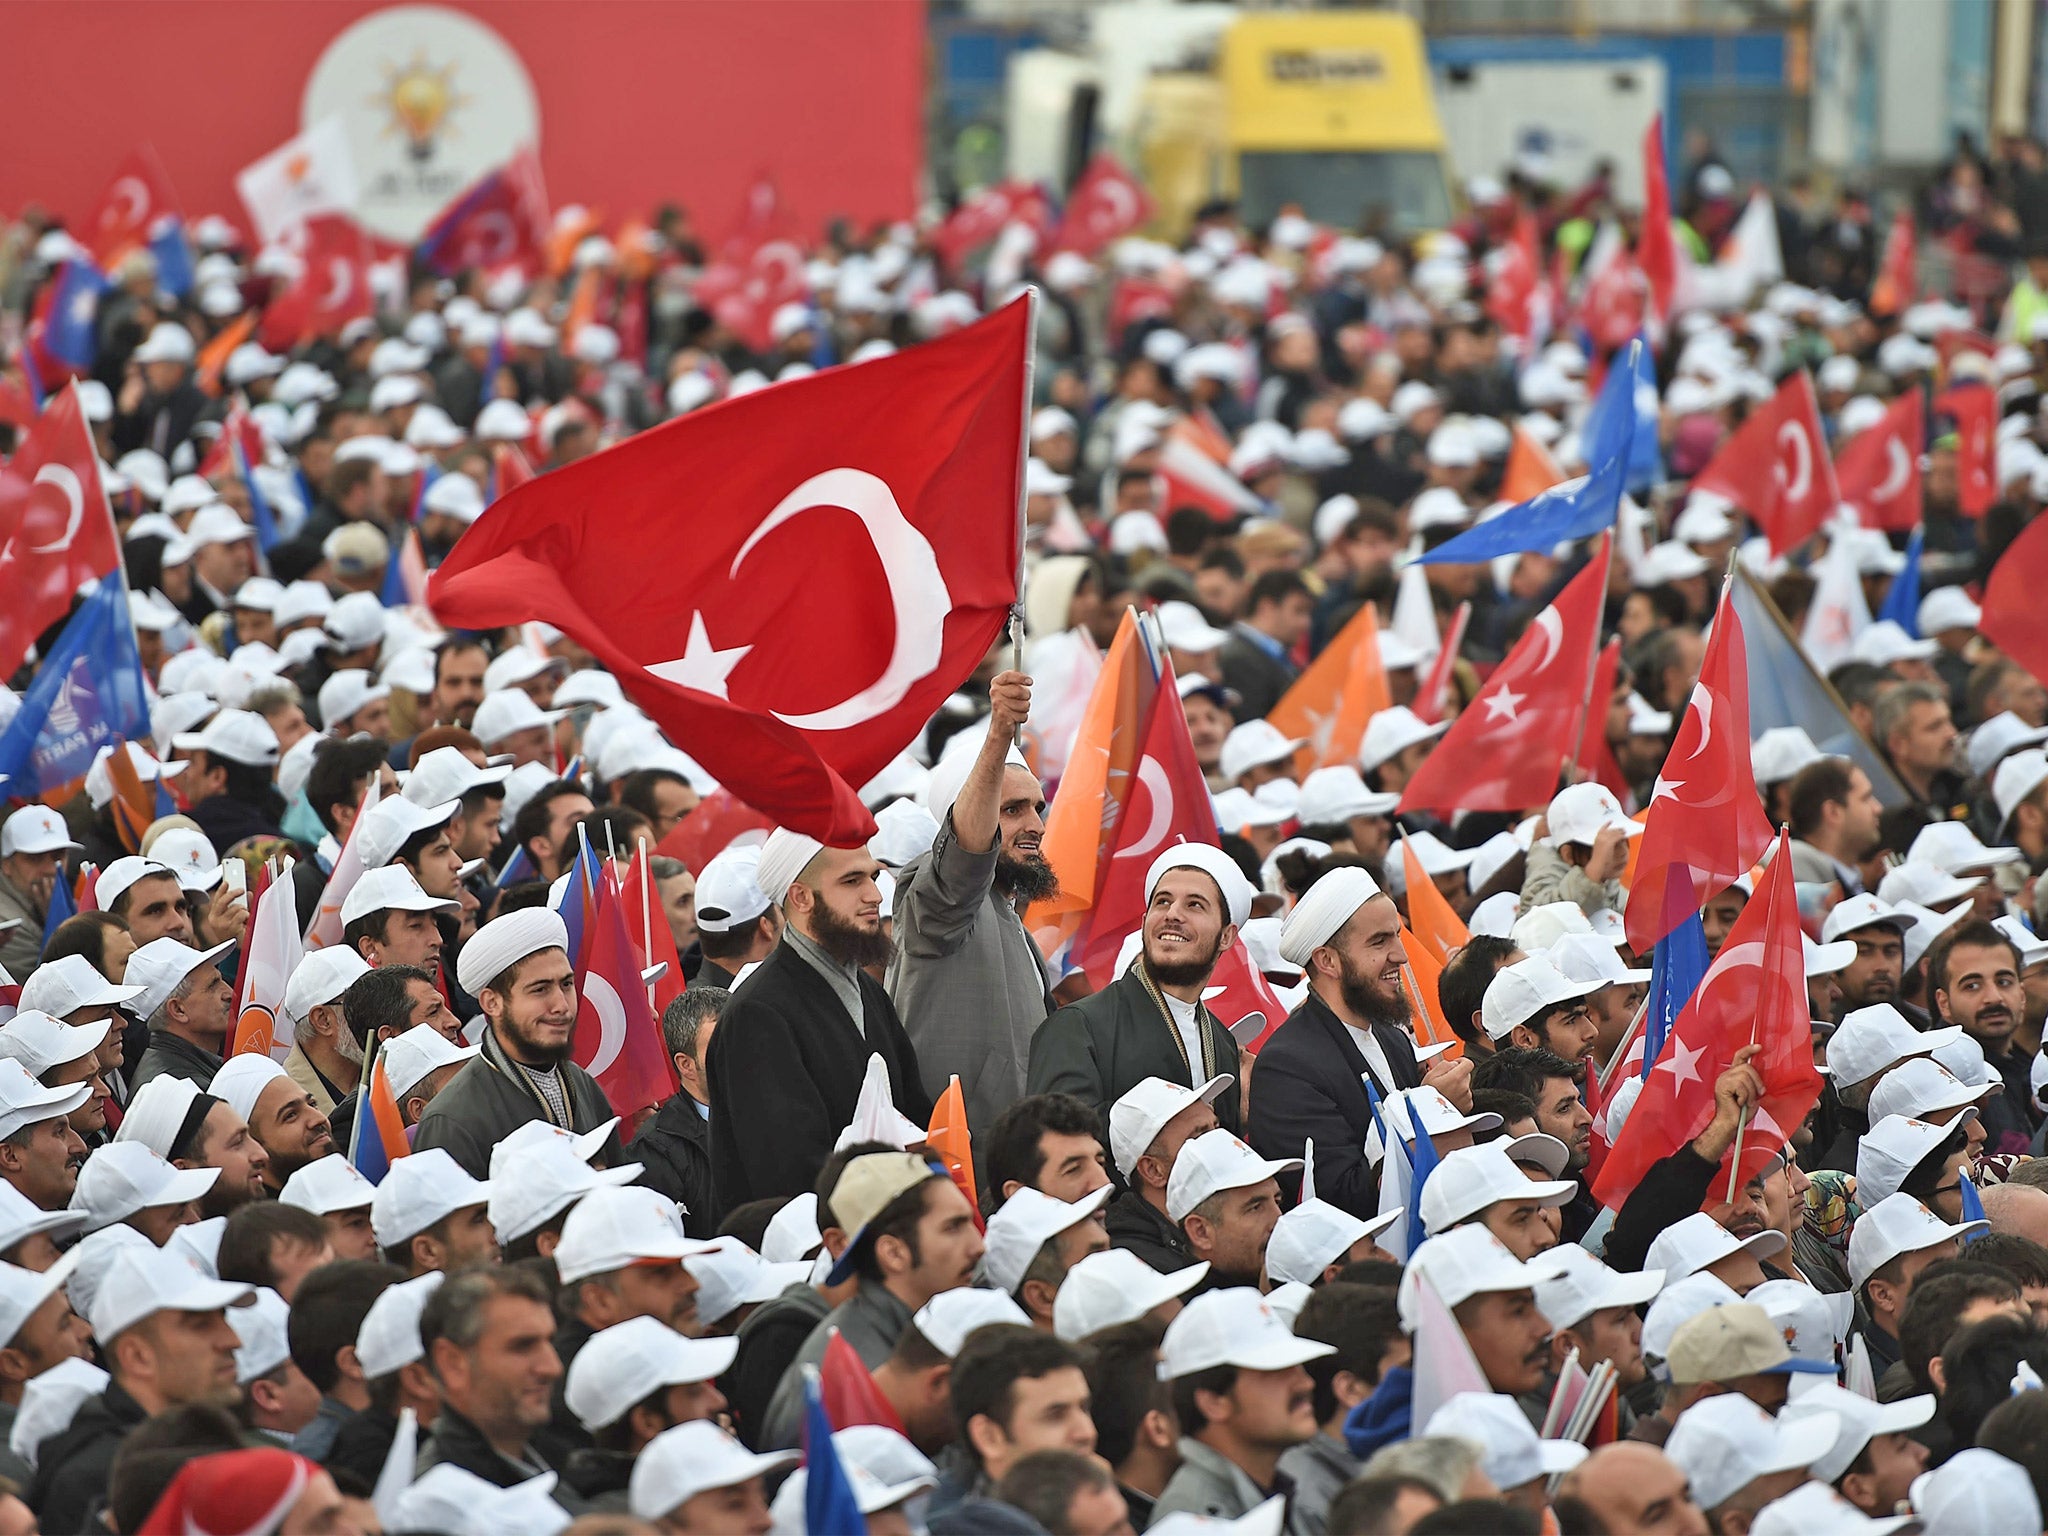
[0,579,151,801]
[1688,371,1837,554]
[0,384,124,683]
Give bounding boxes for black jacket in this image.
[412,1024,623,1179]
[419,1404,576,1503]
[559,1447,633,1510]
[188,790,286,852]
[630,1092,717,1237]
[30,1379,148,1535]
[132,1028,225,1091]
[324,1404,398,1489]
[729,1281,830,1449]
[1245,991,1422,1218]
[1105,1188,1198,1273]
[1606,1145,1719,1273]
[1025,966,1244,1136]
[706,941,931,1220]
[1217,631,1298,723]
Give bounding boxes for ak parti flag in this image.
[1595,830,1819,1210]
[1689,370,1837,554]
[1626,584,1774,952]
[1402,838,1470,965]
[1937,382,1999,517]
[1834,391,1923,533]
[0,382,122,682]
[1639,116,1678,320]
[1268,602,1392,775]
[926,1076,978,1216]
[1399,539,1610,815]
[431,298,1032,844]
[1983,512,2048,692]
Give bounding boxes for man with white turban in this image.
[410,907,623,1178]
[705,828,932,1215]
[887,671,1056,1132]
[1247,865,1466,1220]
[1026,845,1252,1137]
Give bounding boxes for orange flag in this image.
[1499,424,1567,505]
[102,742,158,856]
[928,1075,980,1224]
[196,311,257,397]
[1267,602,1392,776]
[1399,925,1460,1058]
[1401,837,1470,965]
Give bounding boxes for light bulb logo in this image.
[370,52,469,161]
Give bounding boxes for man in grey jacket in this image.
[889,670,1055,1131]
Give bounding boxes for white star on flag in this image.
[1656,1037,1705,1088]
[648,612,751,700]
[1652,773,1683,802]
[1483,687,1524,724]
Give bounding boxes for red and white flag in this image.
[260,214,374,352]
[1937,382,1999,517]
[236,117,360,247]
[1689,370,1837,554]
[573,865,679,1121]
[88,147,181,269]
[1834,392,1923,533]
[1398,538,1610,815]
[1053,155,1153,257]
[418,146,550,277]
[933,182,1054,268]
[306,778,379,950]
[429,298,1033,844]
[1625,585,1774,952]
[1595,829,1820,1209]
[1156,435,1264,521]
[1638,117,1677,322]
[0,383,122,682]
[1983,508,2048,693]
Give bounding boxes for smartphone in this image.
[219,860,247,897]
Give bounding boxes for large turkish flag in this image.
[0,383,121,681]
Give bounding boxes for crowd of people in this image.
[4,129,2048,1536]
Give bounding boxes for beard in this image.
[1145,929,1228,989]
[501,1008,575,1070]
[334,1028,365,1068]
[994,852,1060,904]
[1339,951,1413,1032]
[811,895,896,970]
[199,1175,263,1222]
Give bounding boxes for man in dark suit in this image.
[1216,569,1312,722]
[1026,845,1252,1132]
[1247,864,1474,1220]
[707,831,932,1221]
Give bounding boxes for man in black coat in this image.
[1216,570,1311,722]
[112,322,210,463]
[413,907,623,1179]
[707,833,932,1221]
[1026,844,1253,1132]
[630,988,726,1237]
[1247,866,1466,1220]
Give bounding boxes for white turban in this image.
[457,907,571,997]
[755,828,826,906]
[922,734,1031,830]
[210,1055,288,1124]
[1145,844,1254,929]
[1279,867,1384,966]
[115,1075,205,1160]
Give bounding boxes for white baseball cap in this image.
[1825,1004,1960,1087]
[0,1061,90,1142]
[909,1287,1032,1358]
[1108,1075,1234,1180]
[146,829,224,894]
[1848,1192,1988,1287]
[1856,1114,1970,1208]
[69,1142,216,1235]
[1480,955,1602,1040]
[1751,727,1827,787]
[0,1181,85,1260]
[1875,861,1983,910]
[1295,767,1399,828]
[1052,1249,1210,1341]
[1396,1225,1552,1329]
[1166,1131,1300,1224]
[384,1024,482,1104]
[694,846,773,933]
[1531,1245,1664,1331]
[84,742,185,811]
[228,1287,293,1384]
[1546,932,1652,989]
[1912,1447,2043,1535]
[1266,1198,1398,1286]
[630,1421,799,1521]
[93,857,179,914]
[1666,1393,1838,1512]
[316,670,391,734]
[339,864,457,927]
[1358,706,1447,772]
[1908,820,2022,875]
[1546,783,1643,848]
[486,1135,637,1244]
[1156,602,1230,655]
[1424,1391,1587,1489]
[279,1155,376,1217]
[1820,893,1914,944]
[0,1009,110,1076]
[1867,1059,1991,1128]
[369,1149,491,1249]
[171,708,280,766]
[1968,712,2048,780]
[687,1239,808,1328]
[282,947,372,1026]
[1994,749,2048,834]
[1644,1211,1788,1281]
[353,796,459,870]
[0,807,81,859]
[1220,721,1306,783]
[1780,1382,1935,1484]
[553,1186,714,1284]
[88,1245,252,1344]
[354,1270,444,1380]
[403,746,512,809]
[473,689,565,746]
[1365,1086,1503,1163]
[1159,1287,1335,1379]
[981,1185,1112,1294]
[16,956,142,1021]
[1802,933,1858,978]
[1419,1142,1575,1237]
[566,1315,740,1431]
[0,1251,80,1352]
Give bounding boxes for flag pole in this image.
[637,837,657,1009]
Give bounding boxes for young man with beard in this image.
[889,672,1058,1132]
[1929,922,2043,1154]
[208,1055,336,1195]
[412,908,623,1180]
[1028,846,1254,1135]
[708,830,932,1212]
[1472,1048,1599,1241]
[1246,865,1463,1221]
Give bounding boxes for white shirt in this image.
[1342,1020,1400,1096]
[1163,992,1205,1085]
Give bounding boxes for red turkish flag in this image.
[1983,511,2048,692]
[573,863,680,1121]
[1937,382,1998,517]
[653,788,774,876]
[1689,371,1837,555]
[1574,636,1630,803]
[1053,155,1154,257]
[697,238,808,354]
[820,1328,904,1434]
[1398,540,1610,815]
[259,214,373,352]
[418,146,550,276]
[429,297,1032,845]
[0,382,121,681]
[88,147,181,268]
[933,182,1054,268]
[1638,116,1677,321]
[1107,275,1176,349]
[1625,585,1775,952]
[1210,937,1294,1055]
[1834,392,1923,533]
[1486,212,1543,342]
[491,442,535,499]
[1079,660,1223,988]
[1595,830,1820,1210]
[620,845,685,1020]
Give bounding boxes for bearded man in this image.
[706,829,933,1217]
[889,672,1058,1131]
[1027,845,1254,1139]
[1247,863,1474,1220]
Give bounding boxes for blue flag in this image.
[1961,1174,1987,1241]
[803,1372,867,1536]
[1419,340,1638,565]
[40,865,76,953]
[230,437,280,553]
[0,580,152,799]
[1623,334,1664,493]
[1642,911,1710,1080]
[1877,527,1924,636]
[148,217,195,299]
[44,261,111,372]
[1403,1094,1441,1259]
